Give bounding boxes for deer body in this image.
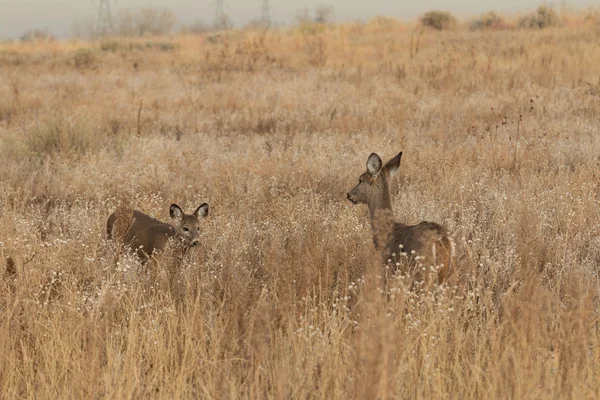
[107,203,209,262]
[347,152,454,283]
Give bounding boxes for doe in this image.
[347,152,454,284]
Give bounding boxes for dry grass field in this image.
[1,14,600,398]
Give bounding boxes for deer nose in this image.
[347,192,357,204]
[190,239,200,247]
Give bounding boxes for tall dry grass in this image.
[1,15,600,398]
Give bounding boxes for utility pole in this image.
[261,0,271,28]
[96,0,113,36]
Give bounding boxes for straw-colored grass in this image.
[1,13,600,398]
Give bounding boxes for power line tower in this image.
[96,0,114,36]
[214,0,225,26]
[261,0,271,27]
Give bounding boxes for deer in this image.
[106,203,209,263]
[347,152,454,284]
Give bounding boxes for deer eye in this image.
[183,227,189,232]
[197,227,200,231]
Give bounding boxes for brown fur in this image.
[107,203,209,263]
[347,152,455,284]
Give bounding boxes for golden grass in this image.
[1,16,600,398]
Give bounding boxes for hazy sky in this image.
[0,0,596,39]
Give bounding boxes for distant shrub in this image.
[115,7,178,36]
[470,11,507,31]
[100,41,122,52]
[519,6,560,29]
[100,40,177,53]
[295,6,335,26]
[583,8,600,24]
[20,28,55,42]
[72,48,97,69]
[143,41,178,51]
[420,10,457,31]
[314,5,334,24]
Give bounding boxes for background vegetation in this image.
[1,8,600,398]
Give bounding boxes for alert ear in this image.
[169,204,184,221]
[383,152,402,178]
[194,203,209,219]
[366,153,383,177]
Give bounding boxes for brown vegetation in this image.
[1,12,600,398]
[519,6,561,29]
[420,10,458,30]
[470,11,508,31]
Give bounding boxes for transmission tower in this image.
[261,0,271,27]
[96,0,114,36]
[214,0,225,26]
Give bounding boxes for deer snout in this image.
[347,192,357,204]
[190,239,200,247]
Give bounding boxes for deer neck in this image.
[368,197,393,223]
[367,181,396,248]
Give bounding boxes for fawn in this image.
[107,203,209,262]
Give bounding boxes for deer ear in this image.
[169,204,184,221]
[384,152,402,178]
[194,203,209,219]
[366,153,383,177]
